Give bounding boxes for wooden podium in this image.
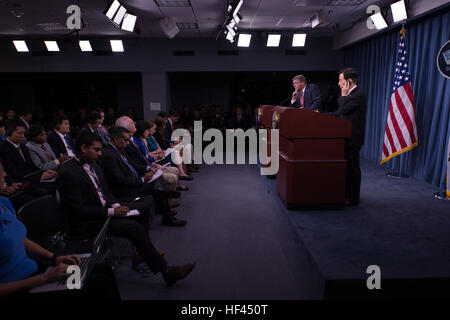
[259,105,351,208]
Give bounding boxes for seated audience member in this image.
[147,119,191,180]
[134,120,187,191]
[0,163,120,299]
[0,121,6,144]
[228,106,250,130]
[0,120,56,185]
[25,125,70,171]
[5,109,16,122]
[100,127,186,226]
[79,111,109,146]
[93,108,111,145]
[47,115,76,158]
[18,111,32,130]
[57,132,195,285]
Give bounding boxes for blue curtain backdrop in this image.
[344,8,450,189]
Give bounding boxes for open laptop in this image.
[30,218,110,293]
[23,170,44,185]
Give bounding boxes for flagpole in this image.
[433,136,450,200]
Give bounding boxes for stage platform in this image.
[262,159,450,299]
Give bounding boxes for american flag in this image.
[381,29,418,165]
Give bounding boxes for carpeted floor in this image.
[114,159,450,299]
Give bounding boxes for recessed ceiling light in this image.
[267,34,281,47]
[391,0,407,23]
[105,0,121,19]
[292,33,306,47]
[370,12,388,30]
[121,13,137,31]
[110,40,124,52]
[79,40,92,52]
[44,40,60,52]
[12,40,28,52]
[237,33,251,47]
[113,5,127,25]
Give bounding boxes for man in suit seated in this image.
[25,125,70,171]
[0,120,56,195]
[290,75,322,111]
[79,111,109,146]
[47,115,76,158]
[56,132,196,286]
[99,127,186,227]
[228,106,250,130]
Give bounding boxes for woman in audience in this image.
[133,120,188,191]
[25,125,69,171]
[152,118,191,180]
[0,163,119,299]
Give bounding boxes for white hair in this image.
[115,116,132,130]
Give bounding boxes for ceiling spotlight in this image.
[292,33,306,47]
[267,34,281,47]
[227,25,236,38]
[226,31,235,43]
[121,13,137,32]
[391,0,408,23]
[370,12,388,30]
[105,0,121,19]
[12,40,29,52]
[233,0,243,17]
[110,40,124,52]
[113,5,127,25]
[237,33,251,47]
[79,40,93,52]
[44,41,60,52]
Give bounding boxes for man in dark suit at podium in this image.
[290,75,322,111]
[328,68,367,206]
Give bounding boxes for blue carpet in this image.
[115,163,323,300]
[263,159,450,281]
[114,159,450,299]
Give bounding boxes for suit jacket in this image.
[163,120,175,147]
[47,131,75,157]
[228,115,250,130]
[291,83,322,110]
[328,86,367,147]
[0,141,40,182]
[124,140,150,175]
[79,124,108,145]
[25,141,58,171]
[100,144,147,199]
[56,158,117,236]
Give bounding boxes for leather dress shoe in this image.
[162,262,196,286]
[161,217,187,227]
[344,200,358,207]
[179,175,193,181]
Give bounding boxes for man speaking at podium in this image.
[290,75,321,111]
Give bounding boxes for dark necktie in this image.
[64,135,74,154]
[17,146,25,162]
[118,151,140,178]
[41,144,55,160]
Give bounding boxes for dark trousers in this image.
[344,145,362,204]
[106,218,166,274]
